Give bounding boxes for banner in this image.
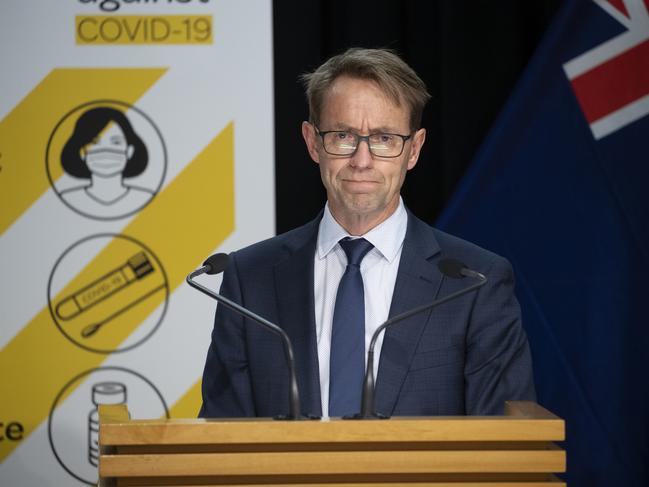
[0,1,274,485]
[437,0,649,485]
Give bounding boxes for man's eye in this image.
[370,134,395,146]
[335,132,352,140]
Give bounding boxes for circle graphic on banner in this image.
[46,100,167,220]
[48,366,169,486]
[47,234,169,354]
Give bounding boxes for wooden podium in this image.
[98,401,565,486]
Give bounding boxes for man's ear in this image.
[301,121,321,164]
[406,128,426,170]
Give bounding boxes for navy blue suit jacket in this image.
[199,212,535,417]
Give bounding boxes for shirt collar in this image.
[317,198,407,263]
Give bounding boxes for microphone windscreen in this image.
[437,258,467,279]
[203,253,230,275]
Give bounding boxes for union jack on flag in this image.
[563,0,649,139]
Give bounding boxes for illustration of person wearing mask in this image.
[60,107,154,218]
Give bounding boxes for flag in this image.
[436,0,649,485]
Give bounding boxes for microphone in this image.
[356,258,487,419]
[437,258,485,280]
[186,253,304,420]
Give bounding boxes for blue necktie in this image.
[329,237,374,417]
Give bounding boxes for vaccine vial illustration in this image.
[88,382,127,466]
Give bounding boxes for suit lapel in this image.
[375,215,442,416]
[273,218,322,417]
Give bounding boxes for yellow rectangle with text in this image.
[76,15,213,44]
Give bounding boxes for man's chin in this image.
[341,195,386,216]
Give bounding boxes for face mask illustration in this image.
[84,147,133,178]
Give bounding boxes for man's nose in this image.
[350,138,373,168]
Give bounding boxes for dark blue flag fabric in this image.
[436,0,649,485]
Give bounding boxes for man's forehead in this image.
[326,75,402,106]
[319,76,410,131]
[324,122,404,134]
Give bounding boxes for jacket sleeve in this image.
[198,253,256,417]
[464,256,536,415]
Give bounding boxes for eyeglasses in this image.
[315,127,412,158]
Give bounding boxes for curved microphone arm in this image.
[186,265,302,420]
[359,269,487,419]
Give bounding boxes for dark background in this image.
[273,1,562,233]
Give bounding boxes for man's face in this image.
[302,76,425,228]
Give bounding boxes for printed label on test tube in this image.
[55,252,154,320]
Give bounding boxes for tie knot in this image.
[339,238,374,267]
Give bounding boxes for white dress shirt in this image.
[314,199,408,417]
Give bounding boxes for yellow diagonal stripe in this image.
[0,68,166,235]
[0,123,234,462]
[169,379,202,418]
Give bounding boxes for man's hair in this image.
[300,47,431,131]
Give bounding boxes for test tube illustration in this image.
[55,252,155,321]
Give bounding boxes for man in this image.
[199,48,535,418]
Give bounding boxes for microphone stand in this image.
[187,264,303,420]
[356,269,487,419]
